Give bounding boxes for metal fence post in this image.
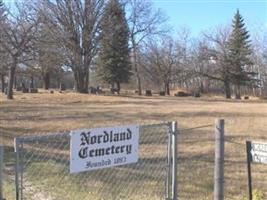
[214,119,224,200]
[0,146,4,200]
[166,123,172,200]
[246,141,253,200]
[171,121,178,200]
[14,138,21,200]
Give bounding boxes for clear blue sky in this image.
[3,0,267,37]
[152,0,267,37]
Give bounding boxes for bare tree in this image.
[34,14,64,90]
[0,49,9,93]
[39,0,104,93]
[0,1,39,99]
[143,37,177,95]
[126,0,169,95]
[251,25,267,96]
[0,0,7,93]
[200,26,233,98]
[175,26,195,90]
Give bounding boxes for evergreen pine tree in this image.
[0,0,6,20]
[228,9,253,99]
[98,0,131,94]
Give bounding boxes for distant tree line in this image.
[0,0,266,99]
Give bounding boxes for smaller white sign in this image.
[70,125,139,173]
[250,141,267,164]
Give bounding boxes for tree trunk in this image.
[7,61,16,99]
[132,41,142,95]
[1,74,4,93]
[43,72,50,90]
[30,76,34,88]
[224,80,231,99]
[14,75,17,89]
[200,81,204,93]
[165,81,170,95]
[85,68,89,90]
[110,83,115,94]
[235,84,241,99]
[136,69,142,95]
[117,82,120,94]
[74,68,88,93]
[84,55,90,90]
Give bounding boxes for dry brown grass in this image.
[1,89,267,199]
[1,89,266,137]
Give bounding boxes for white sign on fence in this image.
[250,141,267,164]
[70,125,139,173]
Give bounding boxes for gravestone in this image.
[159,91,165,96]
[29,88,38,93]
[175,91,190,97]
[145,90,152,96]
[22,88,29,93]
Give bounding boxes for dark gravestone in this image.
[89,87,97,94]
[145,90,152,96]
[244,96,249,100]
[175,91,190,97]
[111,88,119,94]
[29,88,38,93]
[22,88,29,93]
[16,87,22,91]
[60,83,66,91]
[96,86,103,94]
[159,91,165,96]
[193,92,201,98]
[235,94,241,100]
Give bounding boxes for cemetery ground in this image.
[0,90,267,200]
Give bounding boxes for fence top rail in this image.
[15,131,70,143]
[14,121,172,143]
[179,124,213,132]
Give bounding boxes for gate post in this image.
[171,121,178,200]
[166,123,172,200]
[0,145,4,200]
[14,138,21,200]
[214,119,225,200]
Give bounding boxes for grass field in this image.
[1,90,267,200]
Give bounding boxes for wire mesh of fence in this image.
[14,122,171,200]
[224,136,267,200]
[2,120,267,200]
[224,136,248,200]
[1,145,16,200]
[177,124,214,200]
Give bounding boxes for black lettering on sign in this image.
[80,132,90,145]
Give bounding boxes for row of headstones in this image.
[144,90,249,99]
[3,87,38,94]
[143,90,201,97]
[16,87,38,93]
[14,83,67,94]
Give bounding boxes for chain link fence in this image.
[1,145,16,200]
[224,136,267,200]
[13,122,172,200]
[176,122,267,200]
[177,124,214,200]
[2,120,267,200]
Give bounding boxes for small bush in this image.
[253,189,264,200]
[239,189,264,200]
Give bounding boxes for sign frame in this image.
[70,124,140,173]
